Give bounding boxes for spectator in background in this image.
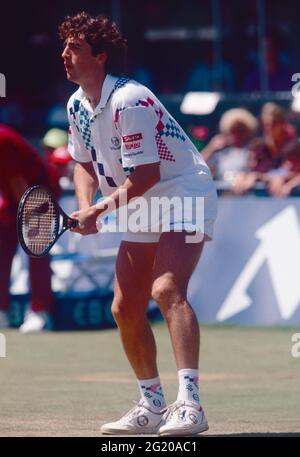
[0,124,60,332]
[43,127,68,152]
[243,27,292,92]
[266,139,300,197]
[201,108,258,184]
[269,172,300,197]
[232,102,300,194]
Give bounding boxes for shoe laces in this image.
[119,401,148,424]
[161,401,184,421]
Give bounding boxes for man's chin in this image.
[66,71,77,84]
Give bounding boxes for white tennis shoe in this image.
[100,400,164,435]
[158,400,209,436]
[19,310,51,334]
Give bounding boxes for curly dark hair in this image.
[59,11,128,75]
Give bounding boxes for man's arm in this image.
[73,161,99,210]
[99,162,160,213]
[71,161,160,235]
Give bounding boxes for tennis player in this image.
[60,12,217,436]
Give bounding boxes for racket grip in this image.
[69,218,79,228]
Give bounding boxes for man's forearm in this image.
[69,162,160,235]
[74,162,98,209]
[95,162,160,216]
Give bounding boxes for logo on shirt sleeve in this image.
[122,133,143,143]
[122,133,143,151]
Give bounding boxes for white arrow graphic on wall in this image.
[217,206,300,321]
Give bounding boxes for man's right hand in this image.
[70,206,100,235]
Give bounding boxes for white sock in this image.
[137,376,166,411]
[177,368,200,404]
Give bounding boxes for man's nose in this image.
[61,47,68,59]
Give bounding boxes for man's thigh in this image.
[152,232,204,296]
[114,241,158,306]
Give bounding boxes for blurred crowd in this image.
[201,102,300,197]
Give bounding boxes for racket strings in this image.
[22,188,59,255]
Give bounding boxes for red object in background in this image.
[191,125,209,141]
[0,124,60,220]
[284,151,300,173]
[284,123,297,140]
[0,124,56,313]
[47,146,72,165]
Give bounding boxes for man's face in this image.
[61,35,101,84]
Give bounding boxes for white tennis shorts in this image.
[120,171,218,243]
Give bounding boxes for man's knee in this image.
[111,297,147,324]
[151,276,184,309]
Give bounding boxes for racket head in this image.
[17,186,61,257]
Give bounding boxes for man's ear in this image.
[96,51,107,65]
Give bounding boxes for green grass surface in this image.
[0,323,299,436]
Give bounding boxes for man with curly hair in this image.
[60,11,217,436]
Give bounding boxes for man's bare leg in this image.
[151,232,204,369]
[151,232,209,436]
[100,240,165,435]
[112,240,158,379]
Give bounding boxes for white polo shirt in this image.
[67,74,215,199]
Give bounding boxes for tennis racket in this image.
[17,185,78,257]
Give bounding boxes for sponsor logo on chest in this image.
[110,136,121,150]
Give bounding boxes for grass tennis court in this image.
[0,323,299,436]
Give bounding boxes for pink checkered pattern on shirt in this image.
[155,133,175,162]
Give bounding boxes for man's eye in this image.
[67,43,80,50]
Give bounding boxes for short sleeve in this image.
[67,125,91,163]
[67,101,91,163]
[117,106,160,168]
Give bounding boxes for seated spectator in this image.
[270,173,300,197]
[43,127,68,154]
[201,108,258,183]
[266,139,300,197]
[232,102,300,194]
